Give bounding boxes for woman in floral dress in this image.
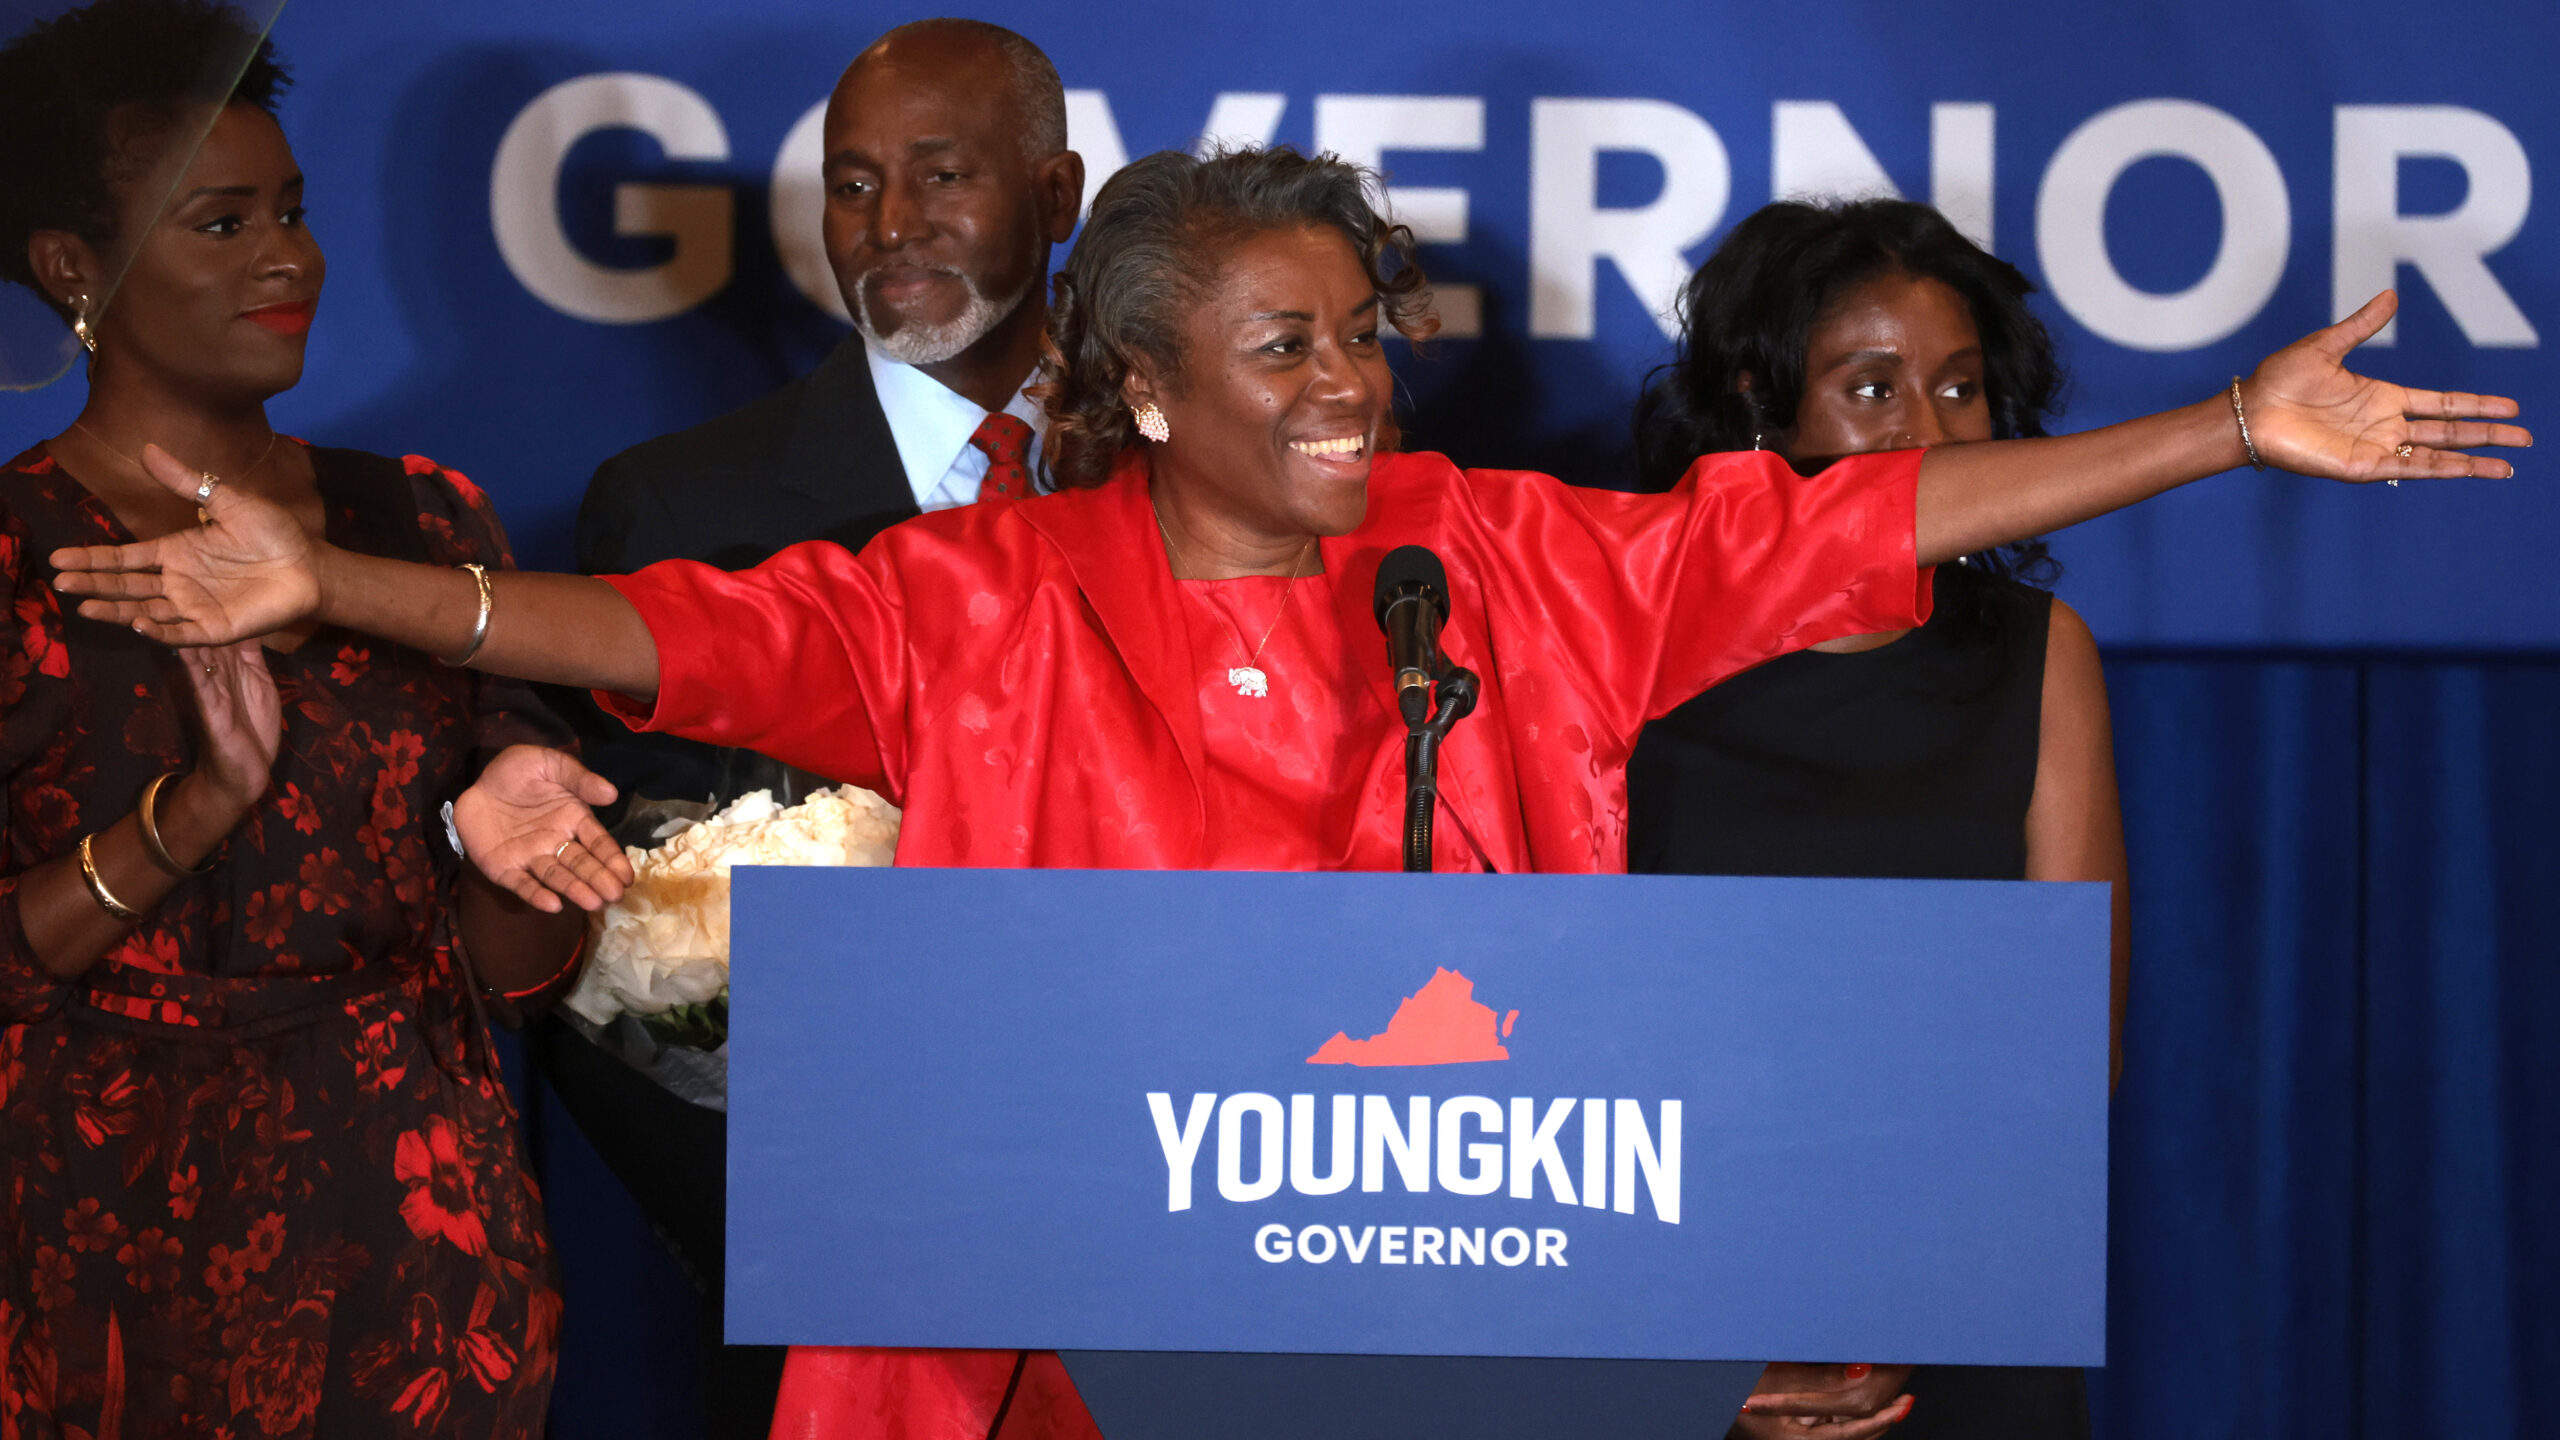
[0,3,607,1432]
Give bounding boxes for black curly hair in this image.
[0,0,290,318]
[1037,144,1436,491]
[1633,198,2067,620]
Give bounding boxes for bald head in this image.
[816,17,1084,392]
[844,18,1066,161]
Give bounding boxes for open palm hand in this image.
[47,443,322,646]
[452,745,632,914]
[2246,292,2531,482]
[1735,1363,1917,1439]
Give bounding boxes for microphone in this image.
[1373,545,1449,729]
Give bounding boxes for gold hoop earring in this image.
[70,294,97,354]
[1132,402,1169,443]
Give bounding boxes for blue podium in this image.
[726,869,2110,1435]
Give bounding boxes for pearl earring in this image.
[1132,402,1170,443]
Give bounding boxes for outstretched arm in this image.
[50,445,662,697]
[317,544,659,696]
[1911,292,2529,565]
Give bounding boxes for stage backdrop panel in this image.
[3,0,2547,648]
[724,868,2111,1366]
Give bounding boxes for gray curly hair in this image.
[1036,144,1437,490]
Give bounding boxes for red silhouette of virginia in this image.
[1307,967,1518,1066]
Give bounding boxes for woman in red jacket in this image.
[50,145,2527,1439]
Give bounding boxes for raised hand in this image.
[176,640,285,809]
[451,745,633,914]
[49,443,322,645]
[1732,1363,1916,1439]
[2245,291,2532,482]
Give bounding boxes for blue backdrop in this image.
[1,0,2551,1436]
[0,0,2551,642]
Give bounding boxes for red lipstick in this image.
[242,299,314,335]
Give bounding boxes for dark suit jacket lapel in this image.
[777,332,914,517]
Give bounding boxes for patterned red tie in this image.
[969,412,1034,503]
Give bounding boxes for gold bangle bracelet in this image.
[442,562,494,667]
[137,771,216,878]
[78,833,142,923]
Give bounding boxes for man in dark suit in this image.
[531,19,1084,1436]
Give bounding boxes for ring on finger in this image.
[552,838,575,864]
[2395,442,2414,458]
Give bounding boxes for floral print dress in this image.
[0,443,569,1438]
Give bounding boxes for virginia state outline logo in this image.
[1306,966,1517,1066]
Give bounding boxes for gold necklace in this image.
[1155,509,1314,700]
[72,419,279,523]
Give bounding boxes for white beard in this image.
[851,265,1029,366]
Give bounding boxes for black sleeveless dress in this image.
[1629,565,2092,1440]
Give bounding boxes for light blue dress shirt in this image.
[866,344,1049,513]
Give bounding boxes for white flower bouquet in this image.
[563,784,899,1103]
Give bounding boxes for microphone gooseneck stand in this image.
[1401,665,1478,872]
[1373,545,1476,872]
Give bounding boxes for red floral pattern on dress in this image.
[232,1295,332,1434]
[14,586,70,682]
[63,1197,125,1253]
[110,927,184,975]
[243,882,298,948]
[2,443,570,1437]
[22,783,77,836]
[205,1242,253,1296]
[395,1115,490,1256]
[296,847,355,916]
[168,1162,202,1220]
[119,1225,184,1293]
[274,780,325,835]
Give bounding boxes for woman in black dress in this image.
[0,3,608,1431]
[1630,199,2129,1440]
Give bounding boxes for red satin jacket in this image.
[601,446,1927,877]
[602,445,1928,1438]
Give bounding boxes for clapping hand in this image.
[177,640,285,810]
[49,443,322,645]
[2247,291,2531,482]
[452,745,634,914]
[1732,1363,1916,1439]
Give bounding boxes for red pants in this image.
[769,1347,1104,1440]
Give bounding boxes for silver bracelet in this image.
[2232,376,2273,471]
[441,799,468,860]
[442,562,493,666]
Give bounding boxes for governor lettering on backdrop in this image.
[120,0,2545,651]
[725,868,2111,1389]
